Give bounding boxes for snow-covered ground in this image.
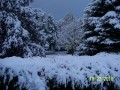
[0,53,120,90]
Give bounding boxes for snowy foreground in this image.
[0,53,120,90]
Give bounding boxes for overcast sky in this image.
[31,0,91,20]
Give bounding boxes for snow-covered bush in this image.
[0,53,120,90]
[80,0,120,55]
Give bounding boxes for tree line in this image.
[0,0,120,58]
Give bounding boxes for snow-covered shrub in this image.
[80,0,120,55]
[23,43,45,57]
[0,53,120,90]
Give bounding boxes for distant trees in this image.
[56,13,83,54]
[80,0,120,55]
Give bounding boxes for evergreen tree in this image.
[44,15,57,51]
[20,7,46,47]
[0,0,45,58]
[80,0,120,55]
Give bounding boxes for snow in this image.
[109,18,119,25]
[114,24,120,29]
[101,11,117,19]
[101,39,115,45]
[0,53,120,90]
[86,36,99,42]
[116,6,120,11]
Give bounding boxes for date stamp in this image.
[90,76,114,82]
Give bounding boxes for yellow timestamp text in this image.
[90,76,114,82]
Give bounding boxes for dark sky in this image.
[31,0,91,20]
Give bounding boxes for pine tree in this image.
[80,0,120,55]
[0,0,45,58]
[20,7,46,46]
[44,15,57,51]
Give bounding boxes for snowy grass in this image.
[0,53,120,90]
